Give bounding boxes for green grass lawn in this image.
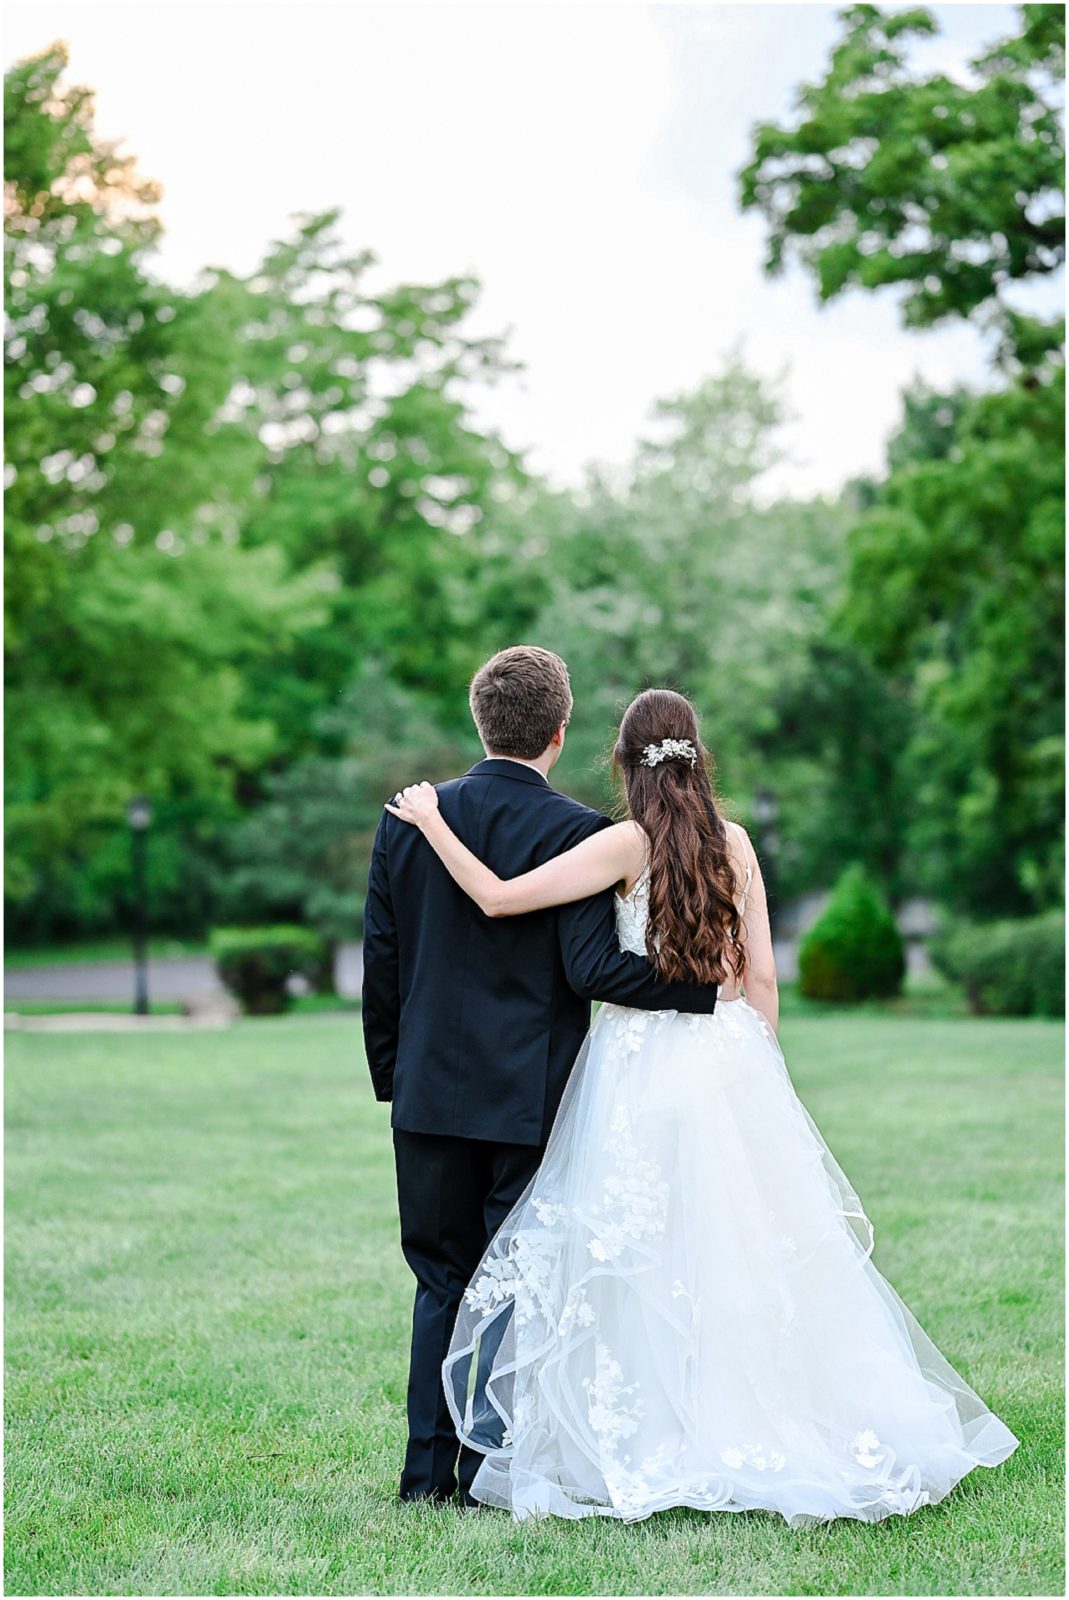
[4,1000,186,1017]
[5,1012,1063,1596]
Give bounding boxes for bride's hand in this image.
[385,781,440,828]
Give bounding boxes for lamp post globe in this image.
[126,796,152,832]
[753,786,779,829]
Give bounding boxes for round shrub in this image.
[930,912,1064,1017]
[210,925,328,1016]
[798,865,906,1002]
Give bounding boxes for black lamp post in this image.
[753,786,780,937]
[126,796,152,1016]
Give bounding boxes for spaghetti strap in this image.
[738,860,753,918]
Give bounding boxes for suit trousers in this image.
[392,1127,543,1503]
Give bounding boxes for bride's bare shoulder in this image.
[605,818,649,863]
[607,820,648,897]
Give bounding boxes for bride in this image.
[384,687,1018,1527]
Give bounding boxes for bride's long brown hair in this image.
[613,688,745,987]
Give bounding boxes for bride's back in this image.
[616,820,756,1000]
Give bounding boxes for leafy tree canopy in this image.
[739,4,1065,358]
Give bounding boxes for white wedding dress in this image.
[442,864,1019,1526]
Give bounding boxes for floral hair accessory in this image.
[639,737,699,769]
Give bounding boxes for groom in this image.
[362,645,719,1507]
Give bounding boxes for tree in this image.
[219,667,471,971]
[842,362,1065,914]
[5,49,530,940]
[229,211,531,757]
[739,4,1065,916]
[739,4,1064,356]
[504,358,854,904]
[4,47,323,925]
[767,634,915,899]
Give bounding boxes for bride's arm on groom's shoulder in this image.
[473,821,644,915]
[733,825,779,1034]
[384,783,645,915]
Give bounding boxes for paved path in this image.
[4,937,815,1005]
[5,941,816,1003]
[5,943,366,1004]
[4,935,929,1008]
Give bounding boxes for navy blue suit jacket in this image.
[362,757,718,1146]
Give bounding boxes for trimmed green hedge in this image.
[798,865,906,1002]
[930,912,1064,1017]
[210,925,328,1015]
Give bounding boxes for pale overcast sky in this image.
[7,1,1060,499]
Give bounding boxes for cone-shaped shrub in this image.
[798,865,905,1002]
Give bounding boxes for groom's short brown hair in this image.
[469,646,573,760]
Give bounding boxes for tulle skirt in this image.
[442,999,1019,1527]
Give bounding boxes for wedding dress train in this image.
[442,867,1019,1526]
